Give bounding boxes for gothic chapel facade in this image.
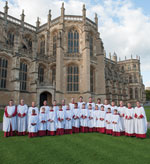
[0,2,145,107]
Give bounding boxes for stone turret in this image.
[95,13,98,31]
[112,52,117,62]
[36,17,40,29]
[82,4,86,24]
[4,1,9,20]
[20,9,25,26]
[47,10,51,28]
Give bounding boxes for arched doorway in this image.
[40,91,52,106]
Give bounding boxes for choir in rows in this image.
[3,97,148,138]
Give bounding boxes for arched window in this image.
[19,62,27,91]
[135,88,138,99]
[129,88,133,99]
[7,31,14,46]
[67,65,79,92]
[0,57,8,88]
[68,29,79,53]
[89,35,93,56]
[38,65,44,83]
[40,37,45,55]
[90,67,95,92]
[53,34,57,56]
[52,67,56,83]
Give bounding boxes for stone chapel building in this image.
[0,2,145,107]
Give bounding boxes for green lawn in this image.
[0,131,150,164]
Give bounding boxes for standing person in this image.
[78,96,85,111]
[53,100,59,114]
[103,99,111,112]
[87,104,94,132]
[105,108,113,135]
[3,100,17,137]
[93,105,100,132]
[40,100,50,114]
[17,99,28,136]
[124,103,135,137]
[47,106,57,136]
[86,97,95,110]
[134,101,147,138]
[99,105,106,134]
[65,105,73,134]
[96,98,103,110]
[112,109,122,136]
[56,105,65,135]
[72,103,80,133]
[28,109,38,138]
[80,103,88,133]
[38,107,47,137]
[69,98,75,112]
[28,102,39,116]
[117,101,126,135]
[111,101,118,114]
[62,99,67,113]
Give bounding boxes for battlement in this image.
[0,1,97,33]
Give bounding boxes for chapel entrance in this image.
[40,92,52,106]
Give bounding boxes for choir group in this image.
[3,96,148,139]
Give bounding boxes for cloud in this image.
[0,0,150,86]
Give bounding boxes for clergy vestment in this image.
[72,108,80,133]
[65,109,73,134]
[80,108,88,133]
[3,105,17,137]
[56,109,65,135]
[112,114,122,136]
[117,106,126,135]
[88,109,94,132]
[134,106,147,138]
[98,110,106,133]
[28,114,38,138]
[38,112,47,136]
[105,112,113,135]
[47,109,57,136]
[124,107,135,137]
[17,104,28,136]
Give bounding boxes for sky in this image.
[0,0,150,87]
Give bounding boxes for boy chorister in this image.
[93,105,100,132]
[105,108,112,135]
[28,109,38,138]
[124,103,135,137]
[38,107,47,137]
[17,99,28,136]
[112,109,122,136]
[47,106,57,136]
[99,105,106,134]
[80,103,88,133]
[72,103,80,133]
[88,104,94,132]
[56,105,65,135]
[134,101,147,138]
[65,105,73,134]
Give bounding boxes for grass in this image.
[0,131,150,164]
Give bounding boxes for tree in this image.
[145,90,150,101]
